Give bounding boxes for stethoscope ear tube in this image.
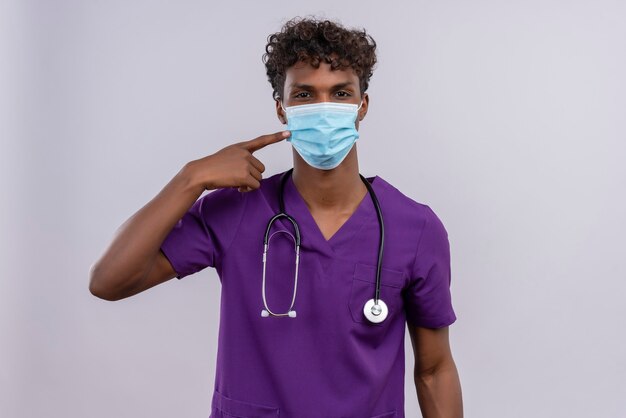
[262,213,301,318]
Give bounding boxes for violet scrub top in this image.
[159,170,457,418]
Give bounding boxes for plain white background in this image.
[2,1,625,417]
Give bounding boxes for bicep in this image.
[143,249,178,287]
[407,324,453,376]
[122,249,178,298]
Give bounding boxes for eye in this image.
[294,91,311,98]
[335,90,351,98]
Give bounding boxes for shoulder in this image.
[258,170,286,195]
[196,171,285,207]
[193,170,292,221]
[372,175,443,230]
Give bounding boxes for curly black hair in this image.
[263,17,377,100]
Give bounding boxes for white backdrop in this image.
[2,1,625,417]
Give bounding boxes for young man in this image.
[90,17,463,418]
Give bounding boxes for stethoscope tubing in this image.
[359,172,384,304]
[262,168,385,321]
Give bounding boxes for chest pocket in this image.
[348,262,406,326]
[211,388,280,418]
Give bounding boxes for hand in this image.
[188,130,291,193]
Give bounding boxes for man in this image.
[90,17,463,418]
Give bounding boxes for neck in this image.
[291,145,367,211]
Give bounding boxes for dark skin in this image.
[277,62,462,417]
[89,60,462,418]
[275,60,370,241]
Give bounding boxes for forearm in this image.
[414,362,463,418]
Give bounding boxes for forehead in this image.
[284,61,359,90]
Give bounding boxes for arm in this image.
[88,163,203,301]
[88,131,289,301]
[407,324,463,418]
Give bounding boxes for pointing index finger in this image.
[241,131,290,153]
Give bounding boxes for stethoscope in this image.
[260,168,388,324]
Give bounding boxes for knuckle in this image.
[236,167,249,182]
[236,141,251,151]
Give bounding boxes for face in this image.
[275,60,369,130]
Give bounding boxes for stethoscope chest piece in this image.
[363,298,388,323]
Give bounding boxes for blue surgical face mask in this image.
[280,101,363,170]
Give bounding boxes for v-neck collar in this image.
[282,171,378,257]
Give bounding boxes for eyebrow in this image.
[288,81,356,90]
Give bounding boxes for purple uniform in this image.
[160,170,456,418]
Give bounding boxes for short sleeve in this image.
[159,187,247,280]
[404,205,457,328]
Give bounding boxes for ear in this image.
[275,99,287,125]
[358,93,369,121]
